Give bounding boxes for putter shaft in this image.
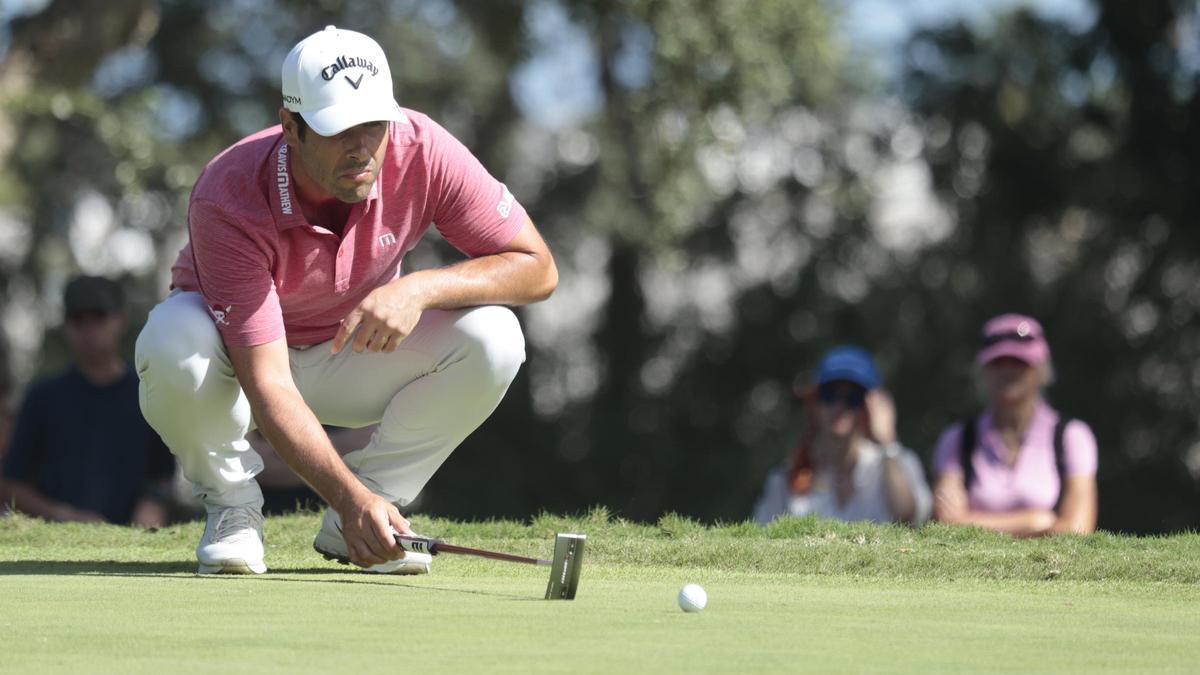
[395,534,550,566]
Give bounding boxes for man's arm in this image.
[227,338,411,566]
[0,479,106,522]
[333,218,557,353]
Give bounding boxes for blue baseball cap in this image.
[816,346,880,389]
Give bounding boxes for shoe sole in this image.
[313,543,430,575]
[197,559,267,575]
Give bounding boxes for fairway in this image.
[2,513,1198,673]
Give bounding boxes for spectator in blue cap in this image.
[753,346,931,526]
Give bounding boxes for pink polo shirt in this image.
[933,401,1098,513]
[171,109,527,347]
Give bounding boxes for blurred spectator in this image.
[0,276,175,527]
[754,346,932,526]
[932,314,1098,536]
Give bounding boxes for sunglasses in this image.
[816,384,866,409]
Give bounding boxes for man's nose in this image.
[344,131,373,161]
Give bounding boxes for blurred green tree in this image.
[2,0,1196,533]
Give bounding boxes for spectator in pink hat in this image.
[932,314,1098,536]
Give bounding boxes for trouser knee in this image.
[452,305,526,389]
[135,292,249,440]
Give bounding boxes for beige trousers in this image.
[135,291,525,509]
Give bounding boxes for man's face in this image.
[282,112,389,203]
[64,311,125,362]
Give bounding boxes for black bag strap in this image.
[960,412,1072,511]
[1052,416,1071,513]
[958,415,978,490]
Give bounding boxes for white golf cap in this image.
[281,25,404,137]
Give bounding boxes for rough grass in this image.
[2,508,1198,584]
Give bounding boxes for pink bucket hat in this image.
[976,313,1050,366]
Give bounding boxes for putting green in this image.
[2,513,1197,673]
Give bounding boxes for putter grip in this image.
[395,534,440,556]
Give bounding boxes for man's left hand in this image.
[332,279,425,354]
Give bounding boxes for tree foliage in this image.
[0,0,1196,533]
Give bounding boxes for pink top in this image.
[171,109,527,347]
[933,401,1098,512]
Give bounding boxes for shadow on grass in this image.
[0,560,541,600]
[0,560,195,575]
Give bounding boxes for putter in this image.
[395,532,586,600]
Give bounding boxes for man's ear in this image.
[279,108,301,145]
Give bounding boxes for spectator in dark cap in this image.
[0,275,175,526]
[754,346,931,526]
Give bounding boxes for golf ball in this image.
[677,583,707,612]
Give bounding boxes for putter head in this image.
[544,533,586,600]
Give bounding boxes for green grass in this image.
[2,509,1198,673]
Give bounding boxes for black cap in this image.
[64,275,124,315]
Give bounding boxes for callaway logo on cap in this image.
[281,25,406,137]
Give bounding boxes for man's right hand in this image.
[337,491,414,568]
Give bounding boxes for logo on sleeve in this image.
[208,304,233,326]
[496,185,514,219]
[378,232,397,247]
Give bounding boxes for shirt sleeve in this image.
[189,198,285,347]
[932,423,964,477]
[752,467,791,525]
[1062,419,1099,477]
[2,383,46,482]
[423,118,528,257]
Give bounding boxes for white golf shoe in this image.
[196,504,266,575]
[312,508,432,575]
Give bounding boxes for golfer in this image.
[136,26,557,575]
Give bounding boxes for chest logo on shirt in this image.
[208,304,232,326]
[497,185,514,219]
[378,233,397,247]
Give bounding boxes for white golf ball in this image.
[677,583,707,612]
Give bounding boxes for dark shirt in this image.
[2,365,174,524]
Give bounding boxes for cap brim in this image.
[818,368,876,389]
[301,99,405,137]
[976,341,1048,366]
